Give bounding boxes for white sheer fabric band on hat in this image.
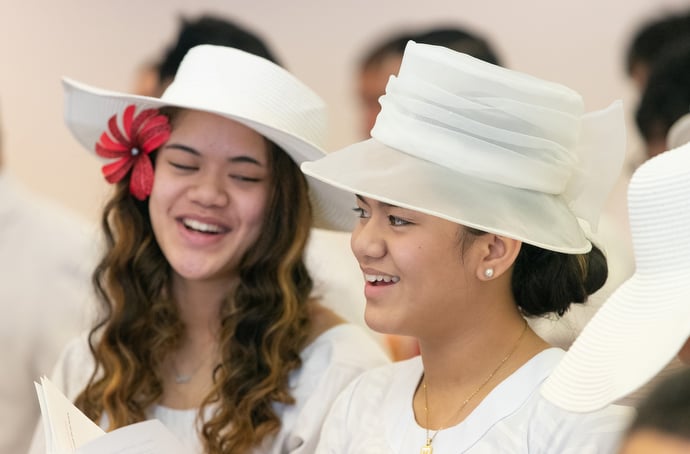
[371,43,625,232]
[301,41,626,252]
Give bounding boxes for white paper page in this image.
[36,376,105,453]
[76,419,187,454]
[34,381,55,453]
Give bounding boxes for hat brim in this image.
[541,271,690,412]
[62,78,354,231]
[301,138,590,253]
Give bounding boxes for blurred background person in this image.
[154,15,280,96]
[132,14,279,98]
[0,106,97,454]
[625,7,690,92]
[356,30,414,139]
[356,24,502,138]
[131,60,161,97]
[618,368,690,454]
[618,7,690,178]
[635,40,690,159]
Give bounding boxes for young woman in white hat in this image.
[29,45,388,454]
[302,41,633,453]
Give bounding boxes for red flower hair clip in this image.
[95,104,171,200]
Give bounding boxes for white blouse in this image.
[316,348,633,454]
[29,323,390,454]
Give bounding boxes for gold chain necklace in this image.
[420,322,528,454]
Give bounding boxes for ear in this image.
[474,234,522,281]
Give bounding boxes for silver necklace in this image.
[171,358,207,384]
[170,345,218,384]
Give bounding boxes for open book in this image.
[34,376,187,454]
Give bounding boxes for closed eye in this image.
[169,161,198,171]
[230,175,262,183]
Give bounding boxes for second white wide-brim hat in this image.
[541,141,690,412]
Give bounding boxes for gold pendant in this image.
[421,442,433,454]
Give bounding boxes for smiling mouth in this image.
[181,218,228,234]
[364,274,400,285]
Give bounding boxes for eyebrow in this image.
[163,143,265,166]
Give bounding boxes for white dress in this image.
[28,323,390,454]
[316,348,633,454]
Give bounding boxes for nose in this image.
[187,170,229,207]
[351,217,386,263]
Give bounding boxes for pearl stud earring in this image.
[484,268,494,279]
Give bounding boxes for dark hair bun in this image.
[511,243,608,317]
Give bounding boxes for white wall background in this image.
[1,0,689,224]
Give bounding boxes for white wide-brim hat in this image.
[541,141,690,412]
[63,44,354,231]
[302,41,626,253]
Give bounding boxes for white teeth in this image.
[364,274,400,283]
[182,218,223,233]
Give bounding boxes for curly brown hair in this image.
[74,135,314,453]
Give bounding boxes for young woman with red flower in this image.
[28,45,388,454]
